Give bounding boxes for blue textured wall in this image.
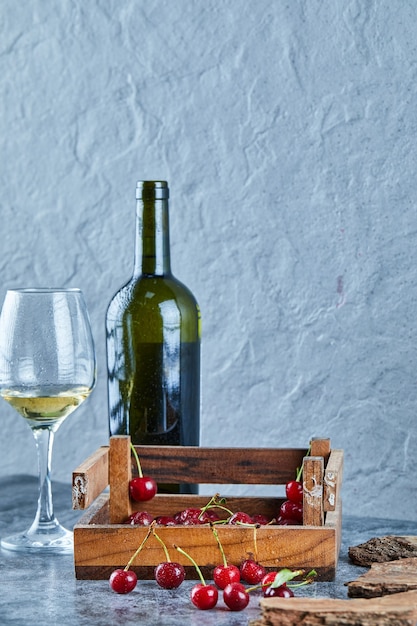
[1,0,417,522]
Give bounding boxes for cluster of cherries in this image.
[125,506,275,527]
[127,482,304,528]
[109,520,315,611]
[108,446,314,611]
[277,475,304,524]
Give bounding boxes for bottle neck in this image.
[134,197,172,276]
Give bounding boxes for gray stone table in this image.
[0,475,416,626]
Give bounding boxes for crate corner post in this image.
[109,435,132,523]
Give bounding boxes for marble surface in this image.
[0,475,416,626]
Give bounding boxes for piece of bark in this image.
[250,590,417,626]
[347,557,417,598]
[349,535,417,566]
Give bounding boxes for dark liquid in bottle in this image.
[108,339,200,493]
[109,340,199,446]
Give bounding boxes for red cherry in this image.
[155,516,176,526]
[190,583,218,610]
[279,500,303,522]
[286,479,303,503]
[109,569,137,594]
[261,573,292,597]
[124,511,154,526]
[223,582,250,611]
[175,543,219,610]
[261,571,279,591]
[154,561,185,589]
[213,564,241,590]
[129,476,157,502]
[276,515,301,525]
[204,510,221,523]
[240,559,267,584]
[228,511,254,525]
[210,525,241,590]
[174,508,200,524]
[174,508,213,525]
[252,514,271,525]
[264,584,294,598]
[129,444,158,501]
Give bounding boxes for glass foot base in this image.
[1,524,73,554]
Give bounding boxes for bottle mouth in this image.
[136,181,169,200]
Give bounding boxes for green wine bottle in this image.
[106,181,201,491]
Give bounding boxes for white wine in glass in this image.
[0,288,96,553]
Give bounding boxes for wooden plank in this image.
[72,446,109,510]
[323,501,342,531]
[75,493,109,525]
[310,437,331,465]
[252,591,417,626]
[73,520,336,579]
[323,449,343,512]
[109,436,132,523]
[303,456,324,526]
[130,494,284,519]
[324,499,342,565]
[131,444,307,484]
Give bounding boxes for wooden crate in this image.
[72,436,343,581]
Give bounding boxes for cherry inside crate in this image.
[72,436,343,581]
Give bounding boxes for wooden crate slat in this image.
[72,446,109,510]
[76,493,109,525]
[131,443,307,484]
[323,449,344,512]
[130,495,284,519]
[303,456,324,526]
[109,436,132,523]
[326,498,343,559]
[74,525,337,569]
[310,437,331,465]
[74,510,337,576]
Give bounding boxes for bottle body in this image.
[106,276,200,446]
[106,181,201,461]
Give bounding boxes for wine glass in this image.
[0,288,96,553]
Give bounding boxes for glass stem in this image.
[30,426,58,531]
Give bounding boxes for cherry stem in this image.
[199,493,233,519]
[130,443,143,478]
[288,578,315,588]
[210,525,227,567]
[296,445,311,482]
[124,524,154,570]
[152,528,171,563]
[175,545,206,586]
